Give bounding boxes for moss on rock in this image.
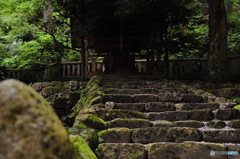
[0,79,81,159]
[70,135,97,159]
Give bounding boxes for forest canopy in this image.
[0,0,239,69]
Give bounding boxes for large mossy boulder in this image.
[0,79,83,159]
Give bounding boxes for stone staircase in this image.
[96,79,240,159]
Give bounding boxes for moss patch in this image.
[70,135,97,159]
[234,105,240,110]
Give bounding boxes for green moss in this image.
[234,105,240,110]
[176,137,186,143]
[69,122,99,149]
[71,77,103,116]
[207,121,226,129]
[78,115,106,130]
[70,135,97,159]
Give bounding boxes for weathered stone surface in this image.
[0,79,81,159]
[53,97,68,110]
[108,118,151,128]
[98,128,132,143]
[145,102,175,112]
[77,115,107,130]
[68,81,79,91]
[104,88,140,95]
[41,86,54,97]
[159,88,188,94]
[106,109,147,121]
[131,127,202,144]
[148,111,188,121]
[188,109,214,121]
[102,94,133,103]
[153,120,204,128]
[215,109,240,120]
[158,93,182,102]
[134,94,158,103]
[228,120,240,128]
[140,88,160,94]
[98,143,147,159]
[207,121,226,129]
[203,130,240,143]
[114,103,145,112]
[210,88,238,98]
[148,141,240,159]
[182,94,203,103]
[68,92,80,107]
[175,103,219,111]
[31,82,42,91]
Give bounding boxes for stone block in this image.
[145,102,175,112]
[114,103,145,112]
[148,111,188,121]
[158,93,182,102]
[215,109,240,120]
[134,94,158,103]
[203,130,240,143]
[98,143,147,159]
[102,94,133,103]
[108,118,151,129]
[98,128,132,143]
[188,109,214,121]
[106,109,147,121]
[182,94,203,103]
[175,103,219,111]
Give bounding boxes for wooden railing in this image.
[4,56,240,81]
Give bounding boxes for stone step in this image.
[105,109,147,121]
[148,109,214,121]
[175,103,219,111]
[98,142,240,159]
[107,118,152,129]
[103,88,190,95]
[102,93,203,103]
[98,127,202,144]
[202,129,240,143]
[113,102,220,112]
[148,142,240,159]
[99,127,240,144]
[98,143,147,159]
[153,120,204,128]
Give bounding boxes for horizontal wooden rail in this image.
[4,56,240,81]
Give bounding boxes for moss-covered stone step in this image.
[153,120,204,128]
[215,109,240,120]
[98,128,132,143]
[106,109,147,121]
[114,102,175,112]
[228,120,240,128]
[148,141,240,159]
[107,118,152,129]
[98,127,202,144]
[103,88,190,95]
[175,103,219,111]
[98,143,147,159]
[148,109,214,121]
[103,88,141,95]
[158,94,203,103]
[202,129,240,143]
[159,88,189,94]
[102,93,204,103]
[114,103,146,111]
[98,142,240,159]
[145,102,176,112]
[102,94,134,103]
[131,127,202,144]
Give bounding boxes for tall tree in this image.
[208,0,228,83]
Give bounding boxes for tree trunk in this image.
[44,0,53,33]
[208,0,228,83]
[70,0,88,80]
